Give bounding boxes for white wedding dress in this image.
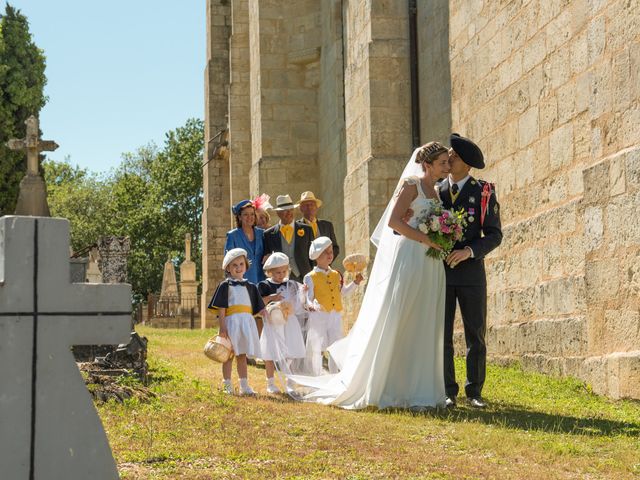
[290,160,447,409]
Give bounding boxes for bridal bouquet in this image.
[415,203,468,260]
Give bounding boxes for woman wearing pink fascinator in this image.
[253,193,273,229]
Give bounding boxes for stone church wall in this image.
[202,0,231,328]
[448,0,639,398]
[318,1,347,262]
[248,0,322,200]
[204,0,640,398]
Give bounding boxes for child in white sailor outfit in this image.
[258,252,306,393]
[304,237,363,376]
[208,248,265,395]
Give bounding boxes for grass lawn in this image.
[99,326,640,479]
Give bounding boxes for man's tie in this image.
[306,219,318,237]
[450,183,460,203]
[281,224,293,244]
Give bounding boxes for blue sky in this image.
[7,1,205,174]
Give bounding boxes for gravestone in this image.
[160,254,179,301]
[159,254,179,317]
[0,216,131,479]
[86,247,103,283]
[179,233,198,312]
[98,236,130,284]
[6,116,58,217]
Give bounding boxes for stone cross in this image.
[6,116,59,176]
[0,216,131,479]
[7,116,58,216]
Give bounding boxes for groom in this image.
[439,133,502,408]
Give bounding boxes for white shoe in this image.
[222,382,233,394]
[239,384,256,396]
[266,383,281,394]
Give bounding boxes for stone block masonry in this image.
[451,0,640,398]
[206,0,640,398]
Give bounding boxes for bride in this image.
[290,141,451,409]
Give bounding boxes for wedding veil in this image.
[328,146,424,369]
[289,147,426,403]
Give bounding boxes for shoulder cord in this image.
[480,182,494,227]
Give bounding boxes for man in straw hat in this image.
[438,133,503,409]
[263,194,314,282]
[298,191,340,259]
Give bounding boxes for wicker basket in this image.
[204,335,234,363]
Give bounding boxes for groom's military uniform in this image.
[438,134,502,402]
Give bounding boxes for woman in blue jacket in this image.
[224,199,266,284]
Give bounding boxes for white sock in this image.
[239,378,250,390]
[267,377,276,386]
[223,379,232,386]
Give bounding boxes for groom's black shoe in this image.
[445,396,457,408]
[467,397,487,408]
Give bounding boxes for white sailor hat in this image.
[309,236,333,261]
[222,248,249,270]
[263,252,290,271]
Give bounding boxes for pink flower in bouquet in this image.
[414,203,468,260]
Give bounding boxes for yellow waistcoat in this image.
[310,269,343,312]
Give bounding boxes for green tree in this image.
[113,119,204,296]
[45,118,204,298]
[0,3,47,214]
[44,159,112,250]
[151,118,204,264]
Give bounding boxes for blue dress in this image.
[224,227,266,284]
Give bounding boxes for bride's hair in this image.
[414,141,448,165]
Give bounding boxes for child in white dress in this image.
[208,248,266,395]
[258,252,306,394]
[304,237,363,376]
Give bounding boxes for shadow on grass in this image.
[402,402,640,437]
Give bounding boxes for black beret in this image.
[450,133,485,169]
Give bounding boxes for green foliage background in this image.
[45,118,204,298]
[0,3,47,215]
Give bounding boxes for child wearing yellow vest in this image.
[304,236,363,376]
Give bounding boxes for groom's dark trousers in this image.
[439,177,502,399]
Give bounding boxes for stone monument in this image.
[0,216,131,479]
[86,247,103,283]
[179,233,198,312]
[158,254,179,317]
[159,254,179,301]
[7,116,58,217]
[98,236,130,284]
